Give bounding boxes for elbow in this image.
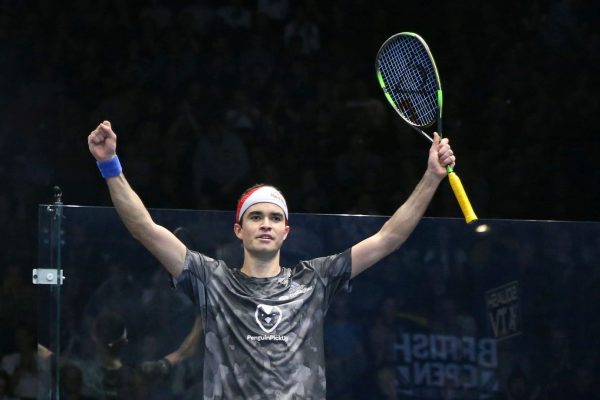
[130,228,144,242]
[387,239,404,255]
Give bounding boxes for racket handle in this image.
[447,172,478,224]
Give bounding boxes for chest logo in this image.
[255,304,283,333]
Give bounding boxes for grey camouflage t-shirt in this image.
[172,248,352,400]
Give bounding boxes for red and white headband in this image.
[236,185,288,222]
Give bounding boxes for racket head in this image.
[375,32,442,129]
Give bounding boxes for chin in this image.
[249,243,281,254]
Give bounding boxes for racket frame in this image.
[376,32,444,143]
[375,32,478,223]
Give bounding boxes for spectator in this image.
[1,323,49,400]
[216,0,252,30]
[283,6,320,55]
[257,0,289,23]
[325,294,367,398]
[60,364,93,400]
[191,115,249,205]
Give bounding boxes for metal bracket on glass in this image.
[32,268,65,285]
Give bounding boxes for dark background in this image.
[0,0,598,396]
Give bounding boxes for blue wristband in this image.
[96,155,122,178]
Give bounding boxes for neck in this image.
[240,251,281,278]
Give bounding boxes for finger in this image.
[89,129,107,144]
[442,155,456,167]
[88,131,98,144]
[98,122,116,139]
[98,123,109,133]
[439,148,454,159]
[97,120,111,130]
[430,132,441,153]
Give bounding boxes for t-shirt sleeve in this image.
[171,249,217,307]
[308,248,352,310]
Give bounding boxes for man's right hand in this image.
[88,120,117,162]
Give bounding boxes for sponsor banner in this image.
[486,281,521,340]
[394,333,499,399]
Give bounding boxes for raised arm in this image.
[88,121,187,278]
[350,133,455,278]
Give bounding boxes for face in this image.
[234,203,290,255]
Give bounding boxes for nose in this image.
[259,217,272,229]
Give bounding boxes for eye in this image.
[250,214,262,221]
[272,215,283,222]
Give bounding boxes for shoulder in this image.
[174,249,231,287]
[301,248,352,268]
[184,249,228,271]
[293,248,352,278]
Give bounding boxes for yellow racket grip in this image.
[447,171,478,224]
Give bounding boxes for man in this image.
[88,120,456,399]
[38,310,202,400]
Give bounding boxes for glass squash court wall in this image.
[37,204,600,399]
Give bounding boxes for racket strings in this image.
[378,36,438,127]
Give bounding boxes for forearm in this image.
[164,317,202,365]
[378,170,443,250]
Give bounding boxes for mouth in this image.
[257,234,274,241]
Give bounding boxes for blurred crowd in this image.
[0,0,599,398]
[3,214,599,399]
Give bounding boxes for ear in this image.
[233,222,243,239]
[283,224,291,241]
